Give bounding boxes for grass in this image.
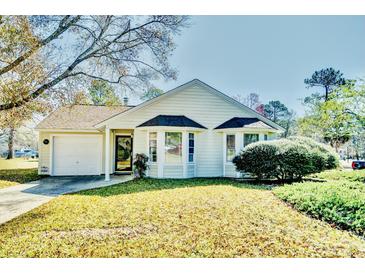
[0,158,38,170]
[0,158,41,189]
[274,169,365,237]
[0,178,364,258]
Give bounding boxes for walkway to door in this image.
[0,175,133,225]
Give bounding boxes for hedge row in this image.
[232,136,339,180]
[274,180,365,236]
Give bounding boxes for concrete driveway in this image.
[0,175,132,225]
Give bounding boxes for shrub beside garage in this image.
[232,137,339,180]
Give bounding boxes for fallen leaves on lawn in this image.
[0,178,364,258]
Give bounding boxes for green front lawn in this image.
[0,158,38,170]
[0,178,364,258]
[274,169,365,237]
[0,159,41,189]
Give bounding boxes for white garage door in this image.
[52,135,102,176]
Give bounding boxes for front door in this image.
[115,136,133,172]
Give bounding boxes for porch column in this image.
[105,126,111,181]
[157,131,164,178]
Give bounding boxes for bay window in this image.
[226,134,235,162]
[244,133,259,146]
[188,133,194,162]
[165,132,182,164]
[149,132,157,162]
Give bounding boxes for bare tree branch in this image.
[0,16,81,76]
[0,16,188,110]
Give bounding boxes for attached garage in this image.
[52,135,103,176]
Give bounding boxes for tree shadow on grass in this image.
[73,177,274,197]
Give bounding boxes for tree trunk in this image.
[6,127,15,159]
[325,86,329,101]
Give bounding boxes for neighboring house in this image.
[36,79,284,180]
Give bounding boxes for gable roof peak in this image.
[94,78,284,131]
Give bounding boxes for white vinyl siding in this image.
[148,164,158,177]
[224,164,237,178]
[39,82,279,178]
[38,132,51,175]
[106,84,259,177]
[163,165,183,178]
[187,164,195,178]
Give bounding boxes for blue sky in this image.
[151,16,365,115]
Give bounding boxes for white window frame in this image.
[188,132,195,163]
[226,134,236,162]
[148,132,157,163]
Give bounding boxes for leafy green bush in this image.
[232,141,280,180]
[274,180,365,236]
[233,137,339,180]
[277,141,319,179]
[288,136,339,169]
[313,169,365,183]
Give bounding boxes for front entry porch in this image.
[105,128,134,181]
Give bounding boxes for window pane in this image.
[149,132,157,162]
[165,132,182,164]
[226,134,235,162]
[244,134,259,146]
[189,139,194,147]
[264,134,268,141]
[189,154,194,162]
[188,133,195,162]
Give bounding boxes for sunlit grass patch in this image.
[0,158,38,170]
[0,178,364,258]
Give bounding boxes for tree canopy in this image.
[88,80,121,106]
[304,68,346,101]
[0,15,189,111]
[140,87,164,101]
[298,80,365,151]
[263,100,296,137]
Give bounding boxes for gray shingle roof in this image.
[137,115,207,129]
[214,117,275,130]
[36,105,132,130]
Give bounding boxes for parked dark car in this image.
[352,160,365,170]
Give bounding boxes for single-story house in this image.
[36,79,284,180]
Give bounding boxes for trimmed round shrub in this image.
[233,141,279,180]
[288,136,339,169]
[233,137,339,180]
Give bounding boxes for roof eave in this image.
[36,128,101,133]
[214,127,280,133]
[136,125,206,131]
